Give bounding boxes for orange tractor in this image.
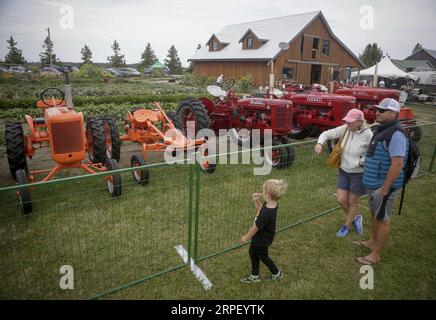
[5,83,122,214]
[107,102,215,185]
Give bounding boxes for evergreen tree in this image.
[412,43,423,54]
[5,36,26,64]
[359,43,383,68]
[139,43,157,70]
[107,40,126,67]
[164,45,182,74]
[39,36,58,67]
[81,44,93,64]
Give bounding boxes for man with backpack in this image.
[357,98,409,265]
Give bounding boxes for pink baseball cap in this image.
[342,109,364,123]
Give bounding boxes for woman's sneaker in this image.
[266,270,283,281]
[240,274,261,283]
[336,225,350,237]
[352,214,364,235]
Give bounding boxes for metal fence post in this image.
[194,156,201,262]
[187,162,194,265]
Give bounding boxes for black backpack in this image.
[384,126,422,214]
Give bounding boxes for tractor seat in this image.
[133,109,159,123]
[34,118,46,125]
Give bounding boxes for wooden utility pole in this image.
[47,27,52,67]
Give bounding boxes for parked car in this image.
[39,67,64,76]
[8,66,32,74]
[106,67,141,77]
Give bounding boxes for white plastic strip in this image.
[175,245,213,290]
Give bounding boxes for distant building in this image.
[392,59,435,72]
[405,48,436,70]
[189,11,363,87]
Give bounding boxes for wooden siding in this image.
[193,61,270,87]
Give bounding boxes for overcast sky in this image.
[0,0,435,67]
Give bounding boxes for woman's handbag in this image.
[326,129,350,169]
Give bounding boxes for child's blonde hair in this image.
[263,179,288,201]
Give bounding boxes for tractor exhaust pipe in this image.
[64,69,74,109]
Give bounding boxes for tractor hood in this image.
[237,97,292,108]
[288,93,356,105]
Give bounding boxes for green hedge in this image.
[0,93,201,110]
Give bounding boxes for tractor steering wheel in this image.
[221,78,235,91]
[40,88,65,107]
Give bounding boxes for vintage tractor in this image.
[280,90,357,140]
[175,79,296,169]
[5,80,122,214]
[109,101,215,185]
[333,83,421,142]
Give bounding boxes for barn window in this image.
[212,41,219,51]
[312,38,320,60]
[322,40,330,56]
[247,37,254,49]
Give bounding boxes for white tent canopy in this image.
[410,71,436,85]
[351,56,418,81]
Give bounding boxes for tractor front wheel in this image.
[264,138,292,170]
[86,117,107,164]
[131,153,150,185]
[280,136,296,167]
[405,126,422,143]
[5,122,28,180]
[106,158,122,197]
[104,116,121,162]
[16,169,32,214]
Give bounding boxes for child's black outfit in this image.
[249,203,279,276]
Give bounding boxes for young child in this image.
[240,179,288,283]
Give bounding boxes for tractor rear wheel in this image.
[176,98,210,135]
[104,116,121,162]
[16,169,32,214]
[131,153,150,185]
[165,111,183,132]
[5,122,28,180]
[86,117,107,164]
[106,158,122,197]
[265,138,291,170]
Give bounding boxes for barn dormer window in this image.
[247,37,254,49]
[212,41,218,51]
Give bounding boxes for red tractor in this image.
[333,83,421,141]
[281,90,357,140]
[175,79,296,169]
[5,82,122,214]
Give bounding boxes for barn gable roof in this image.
[190,11,362,67]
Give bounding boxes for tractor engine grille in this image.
[51,121,83,154]
[273,108,288,129]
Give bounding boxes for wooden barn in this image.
[189,11,364,87]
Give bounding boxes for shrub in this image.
[70,64,112,80]
[237,74,253,93]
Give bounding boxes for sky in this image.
[0,0,435,67]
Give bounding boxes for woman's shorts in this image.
[337,168,366,195]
